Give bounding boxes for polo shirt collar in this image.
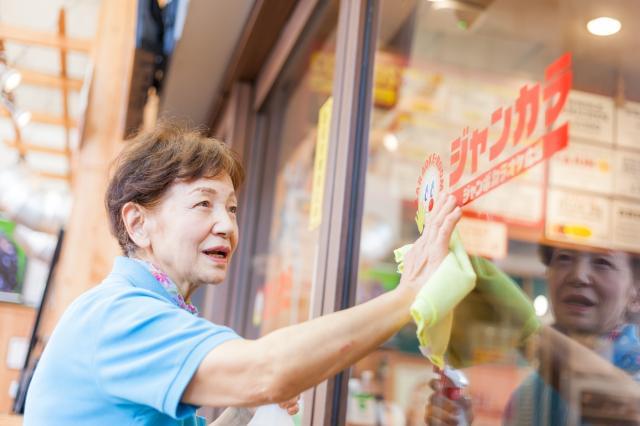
[110,256,183,308]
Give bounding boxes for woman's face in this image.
[143,174,239,289]
[547,248,636,335]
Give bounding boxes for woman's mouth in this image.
[202,247,230,264]
[561,294,596,313]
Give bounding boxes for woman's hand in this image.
[278,394,300,415]
[399,194,461,294]
[425,378,473,425]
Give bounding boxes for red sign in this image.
[447,53,572,206]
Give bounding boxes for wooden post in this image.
[57,9,72,171]
[39,0,137,338]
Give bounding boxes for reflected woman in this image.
[425,245,640,425]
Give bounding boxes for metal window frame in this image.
[305,0,378,424]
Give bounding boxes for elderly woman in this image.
[24,124,462,425]
[425,245,640,425]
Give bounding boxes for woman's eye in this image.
[593,258,613,269]
[229,206,238,214]
[195,200,211,208]
[554,253,573,263]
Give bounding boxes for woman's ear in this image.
[626,283,640,323]
[121,202,151,250]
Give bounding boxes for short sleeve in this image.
[93,289,240,419]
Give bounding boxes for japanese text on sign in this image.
[448,53,573,205]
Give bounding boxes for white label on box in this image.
[545,188,611,247]
[549,140,614,195]
[616,101,640,151]
[560,90,614,146]
[458,217,508,259]
[614,150,640,200]
[612,200,640,252]
[6,337,28,370]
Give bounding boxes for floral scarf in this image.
[133,258,199,315]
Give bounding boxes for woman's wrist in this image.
[391,285,418,322]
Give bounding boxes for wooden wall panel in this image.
[0,304,34,414]
[39,0,137,339]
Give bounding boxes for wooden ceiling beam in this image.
[5,139,69,157]
[36,170,70,181]
[0,109,78,127]
[0,24,91,52]
[18,68,83,91]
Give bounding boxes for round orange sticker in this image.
[415,153,444,234]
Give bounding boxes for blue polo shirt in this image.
[24,256,241,425]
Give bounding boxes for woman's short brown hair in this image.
[105,123,245,254]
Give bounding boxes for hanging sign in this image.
[414,52,573,229]
[309,97,332,230]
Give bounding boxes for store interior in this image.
[245,0,640,424]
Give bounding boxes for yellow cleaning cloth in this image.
[446,256,541,368]
[394,231,476,368]
[394,235,540,369]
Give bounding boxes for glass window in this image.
[349,1,640,425]
[249,2,338,337]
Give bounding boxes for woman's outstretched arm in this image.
[183,195,462,407]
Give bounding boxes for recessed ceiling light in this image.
[0,64,21,92]
[383,133,399,152]
[14,108,31,127]
[587,16,621,36]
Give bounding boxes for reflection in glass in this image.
[350,0,640,425]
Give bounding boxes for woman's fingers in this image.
[423,194,448,241]
[425,195,457,246]
[429,378,443,392]
[399,193,462,291]
[425,388,470,426]
[425,403,461,426]
[436,206,462,246]
[432,195,457,232]
[278,395,300,415]
[419,194,455,251]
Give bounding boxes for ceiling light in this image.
[534,295,549,317]
[587,17,621,36]
[383,133,399,152]
[0,64,21,92]
[14,108,31,127]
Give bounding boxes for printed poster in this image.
[559,90,614,146]
[457,217,508,259]
[545,188,611,247]
[616,101,640,151]
[612,200,640,252]
[613,149,640,201]
[549,140,614,195]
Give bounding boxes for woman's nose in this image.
[566,256,592,286]
[212,210,235,236]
